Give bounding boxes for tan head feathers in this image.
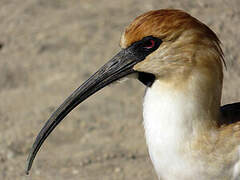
[121,9,221,50]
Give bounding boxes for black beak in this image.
[26,48,145,174]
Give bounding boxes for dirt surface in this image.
[0,0,239,180]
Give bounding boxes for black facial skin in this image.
[130,36,162,60]
[26,36,162,174]
[130,36,162,87]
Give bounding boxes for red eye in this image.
[144,39,155,49]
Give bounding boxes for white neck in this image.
[143,76,221,179]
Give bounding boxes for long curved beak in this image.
[26,48,143,174]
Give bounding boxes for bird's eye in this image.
[143,39,155,49]
[129,36,161,58]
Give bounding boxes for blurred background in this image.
[0,0,239,179]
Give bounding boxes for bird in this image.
[26,9,240,179]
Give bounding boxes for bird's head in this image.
[26,9,225,174]
[121,9,224,86]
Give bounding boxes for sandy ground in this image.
[0,0,239,179]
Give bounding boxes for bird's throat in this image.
[138,72,155,87]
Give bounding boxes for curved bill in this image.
[26,48,144,174]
